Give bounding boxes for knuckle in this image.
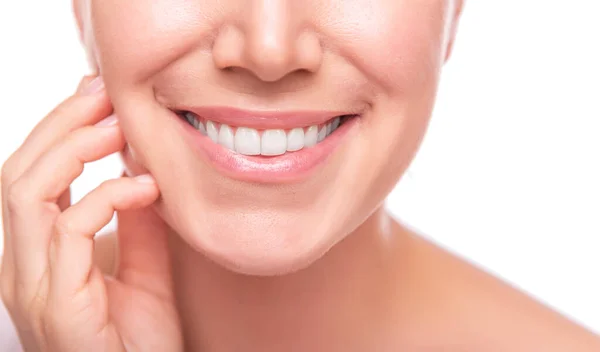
[53,214,77,237]
[66,127,90,145]
[1,156,18,186]
[47,98,74,121]
[5,181,35,213]
[96,179,126,204]
[62,131,91,162]
[97,179,117,193]
[0,275,15,308]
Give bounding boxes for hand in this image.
[0,77,183,352]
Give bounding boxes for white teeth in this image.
[235,127,261,155]
[218,124,235,150]
[304,125,318,147]
[185,112,195,125]
[197,121,207,135]
[287,128,304,152]
[187,113,202,132]
[332,117,340,130]
[317,126,327,142]
[207,121,219,143]
[261,129,287,156]
[185,113,348,154]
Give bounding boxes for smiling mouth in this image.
[176,111,358,157]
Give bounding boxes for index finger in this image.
[5,76,112,183]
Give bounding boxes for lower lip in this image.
[176,114,358,183]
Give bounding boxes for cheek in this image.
[337,4,447,209]
[90,0,210,82]
[349,5,446,95]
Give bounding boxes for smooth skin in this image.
[2,96,600,351]
[2,0,600,351]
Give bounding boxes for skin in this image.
[1,0,599,351]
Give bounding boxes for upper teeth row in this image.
[185,113,342,156]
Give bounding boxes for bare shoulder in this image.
[401,231,600,351]
[94,231,118,276]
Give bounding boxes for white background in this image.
[0,0,599,338]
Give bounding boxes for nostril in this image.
[211,20,323,83]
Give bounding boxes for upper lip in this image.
[175,106,359,129]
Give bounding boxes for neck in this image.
[169,207,410,351]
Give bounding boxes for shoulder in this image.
[400,232,600,351]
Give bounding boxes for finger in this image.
[48,175,159,299]
[1,76,110,285]
[7,121,124,289]
[116,180,174,301]
[75,75,97,94]
[3,76,111,185]
[15,118,123,203]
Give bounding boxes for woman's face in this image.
[75,0,462,275]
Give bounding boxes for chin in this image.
[166,205,339,276]
[189,226,334,276]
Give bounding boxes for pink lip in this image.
[173,109,359,183]
[176,106,357,129]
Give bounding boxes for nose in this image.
[212,0,323,82]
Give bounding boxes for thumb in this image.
[116,180,174,301]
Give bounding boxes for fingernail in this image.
[134,174,156,184]
[95,114,118,127]
[76,75,93,94]
[83,76,105,95]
